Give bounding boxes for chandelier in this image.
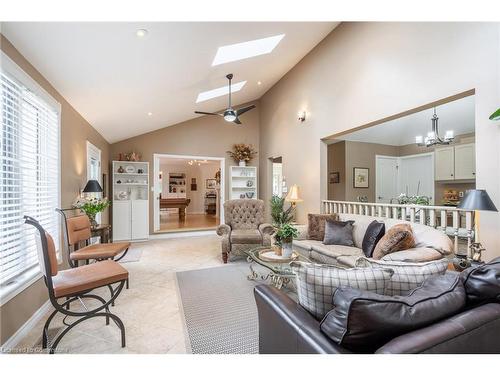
[188,159,208,166]
[415,107,454,147]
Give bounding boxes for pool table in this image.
[160,198,191,221]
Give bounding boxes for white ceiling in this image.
[159,157,220,168]
[1,22,337,143]
[336,95,475,146]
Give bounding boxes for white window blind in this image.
[1,59,60,286]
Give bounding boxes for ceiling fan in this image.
[194,74,256,125]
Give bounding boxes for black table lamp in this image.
[82,179,103,193]
[458,189,497,260]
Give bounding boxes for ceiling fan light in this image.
[224,113,237,122]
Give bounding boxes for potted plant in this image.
[275,223,299,258]
[73,197,110,228]
[270,195,294,253]
[227,144,257,166]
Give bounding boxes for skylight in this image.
[196,81,247,103]
[212,34,285,66]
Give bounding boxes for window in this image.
[0,53,60,289]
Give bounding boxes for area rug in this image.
[117,247,143,263]
[176,263,265,354]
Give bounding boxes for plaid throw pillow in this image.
[291,261,394,319]
[357,257,449,296]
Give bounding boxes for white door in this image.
[153,155,160,232]
[398,153,435,204]
[113,200,131,241]
[132,200,149,239]
[375,156,398,203]
[435,146,455,181]
[454,144,476,179]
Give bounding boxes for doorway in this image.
[271,157,285,197]
[375,153,435,204]
[153,154,225,233]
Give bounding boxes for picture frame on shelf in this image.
[206,178,217,189]
[353,167,369,188]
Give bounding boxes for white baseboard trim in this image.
[1,299,51,352]
[150,230,217,239]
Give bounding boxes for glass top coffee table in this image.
[244,246,312,289]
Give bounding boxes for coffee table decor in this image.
[245,246,310,289]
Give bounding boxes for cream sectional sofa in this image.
[292,213,454,267]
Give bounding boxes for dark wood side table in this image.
[91,224,112,243]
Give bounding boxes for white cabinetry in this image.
[230,166,258,200]
[435,143,475,181]
[454,144,476,180]
[112,161,149,241]
[435,146,455,181]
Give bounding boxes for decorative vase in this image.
[282,240,293,258]
[87,213,98,228]
[239,160,246,167]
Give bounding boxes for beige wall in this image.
[344,141,399,201]
[110,104,259,233]
[327,141,346,200]
[259,22,500,261]
[0,34,111,345]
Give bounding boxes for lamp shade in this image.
[285,184,303,203]
[458,189,497,212]
[82,179,103,193]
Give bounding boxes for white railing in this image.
[321,200,474,256]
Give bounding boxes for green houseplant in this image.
[275,223,299,257]
[73,197,110,227]
[270,195,295,247]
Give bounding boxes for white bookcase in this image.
[166,172,187,198]
[230,166,258,200]
[112,161,149,241]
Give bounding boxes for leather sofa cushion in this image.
[362,220,385,257]
[320,273,466,353]
[323,220,355,246]
[230,229,262,244]
[460,256,500,306]
[373,223,416,260]
[307,213,338,241]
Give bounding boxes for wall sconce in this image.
[298,111,306,122]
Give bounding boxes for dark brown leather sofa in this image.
[254,284,500,354]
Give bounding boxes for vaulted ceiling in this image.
[1,22,337,143]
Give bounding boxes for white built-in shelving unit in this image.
[112,160,149,241]
[230,166,258,200]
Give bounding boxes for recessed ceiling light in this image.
[212,34,285,66]
[136,29,148,38]
[257,81,262,85]
[196,81,247,103]
[147,112,153,116]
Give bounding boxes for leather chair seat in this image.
[52,260,129,298]
[231,229,263,244]
[70,242,130,261]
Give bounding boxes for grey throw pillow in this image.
[323,220,355,246]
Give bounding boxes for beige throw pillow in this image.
[307,213,338,241]
[372,223,416,260]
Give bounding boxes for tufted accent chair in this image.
[216,199,274,263]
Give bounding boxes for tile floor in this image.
[13,235,224,354]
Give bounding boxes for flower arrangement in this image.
[73,197,110,227]
[227,144,257,164]
[397,193,430,206]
